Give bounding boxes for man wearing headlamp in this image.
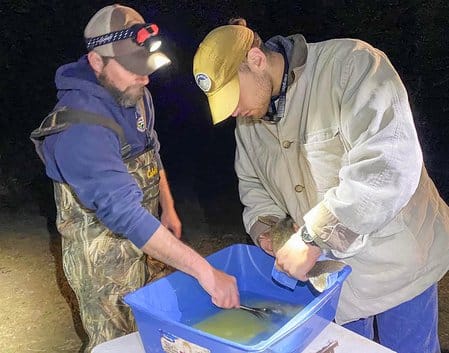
[31,5,239,352]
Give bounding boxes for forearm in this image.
[142,225,240,309]
[141,224,211,279]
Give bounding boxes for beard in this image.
[250,71,273,119]
[98,72,145,108]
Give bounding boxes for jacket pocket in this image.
[301,128,345,195]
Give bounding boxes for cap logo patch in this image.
[195,73,212,92]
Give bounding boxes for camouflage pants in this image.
[62,233,172,353]
[54,149,172,352]
[62,232,144,353]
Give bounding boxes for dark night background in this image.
[1,1,449,351]
[1,0,448,238]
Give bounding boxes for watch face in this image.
[301,227,314,242]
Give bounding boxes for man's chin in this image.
[119,88,144,108]
[118,93,143,108]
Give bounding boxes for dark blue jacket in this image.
[42,55,161,248]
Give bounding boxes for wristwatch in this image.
[300,226,319,247]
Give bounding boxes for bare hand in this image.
[161,208,182,239]
[275,232,321,281]
[197,266,240,309]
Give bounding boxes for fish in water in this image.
[259,215,346,292]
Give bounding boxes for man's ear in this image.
[246,47,267,72]
[87,51,104,74]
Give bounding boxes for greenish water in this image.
[192,296,304,345]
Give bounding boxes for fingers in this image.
[162,221,182,239]
[211,281,240,309]
[274,238,321,282]
[171,223,182,239]
[201,269,240,309]
[275,258,308,281]
[161,211,182,239]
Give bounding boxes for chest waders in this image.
[31,108,172,352]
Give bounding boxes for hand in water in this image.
[198,266,240,308]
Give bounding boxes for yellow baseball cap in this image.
[193,25,254,124]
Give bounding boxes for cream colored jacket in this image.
[235,34,449,324]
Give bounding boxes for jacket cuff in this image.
[304,202,359,252]
[249,216,279,245]
[128,212,161,248]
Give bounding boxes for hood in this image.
[55,55,116,105]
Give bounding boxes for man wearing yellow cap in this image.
[193,18,449,353]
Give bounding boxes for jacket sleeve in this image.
[51,124,160,248]
[235,124,286,243]
[304,43,423,256]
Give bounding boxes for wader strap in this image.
[30,107,132,162]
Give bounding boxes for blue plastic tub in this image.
[124,244,351,353]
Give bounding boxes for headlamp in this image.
[85,23,163,53]
[133,23,161,52]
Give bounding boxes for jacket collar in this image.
[265,34,308,86]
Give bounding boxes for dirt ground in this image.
[0,211,448,353]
